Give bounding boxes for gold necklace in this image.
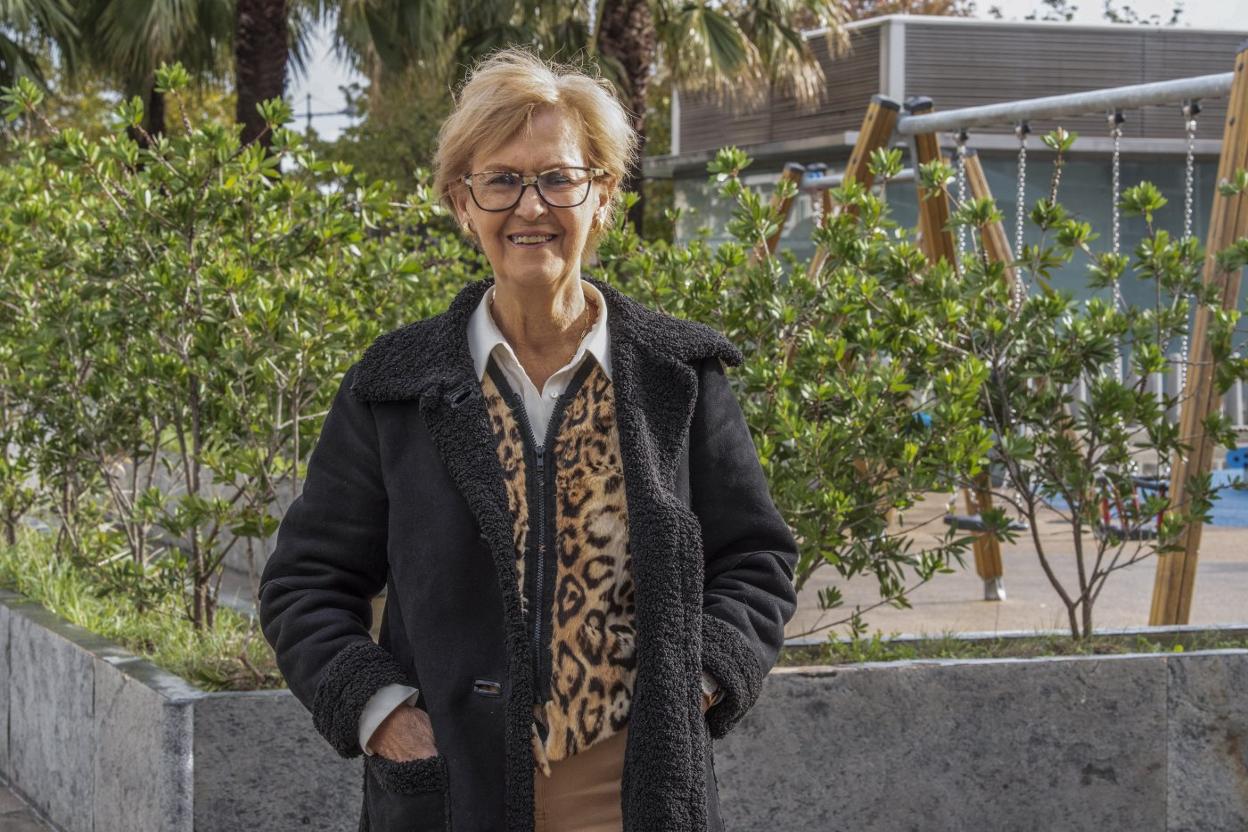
[490,292,599,363]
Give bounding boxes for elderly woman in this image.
[259,48,798,832]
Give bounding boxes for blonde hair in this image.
[433,47,639,251]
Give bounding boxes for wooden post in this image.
[906,97,960,271]
[964,149,1019,294]
[1150,43,1248,625]
[960,149,1013,588]
[760,162,806,257]
[832,97,904,525]
[907,100,1005,597]
[844,95,903,191]
[806,95,900,279]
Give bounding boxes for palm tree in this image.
[0,0,79,89]
[322,0,848,233]
[235,0,288,146]
[69,0,321,148]
[73,0,234,140]
[594,0,655,220]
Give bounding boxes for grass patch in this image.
[0,528,284,692]
[779,628,1248,666]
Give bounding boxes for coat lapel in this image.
[350,275,743,831]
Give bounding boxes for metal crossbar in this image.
[895,72,1234,135]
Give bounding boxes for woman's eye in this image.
[484,173,518,187]
[541,173,575,188]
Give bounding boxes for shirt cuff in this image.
[358,683,420,756]
[700,670,721,697]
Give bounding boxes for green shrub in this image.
[594,139,1248,641]
[5,59,1245,675]
[0,65,486,633]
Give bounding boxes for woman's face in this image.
[455,105,610,292]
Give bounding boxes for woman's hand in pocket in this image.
[700,691,715,714]
[370,705,440,762]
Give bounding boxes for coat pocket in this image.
[364,752,452,832]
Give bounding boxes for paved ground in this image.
[0,778,52,831]
[785,489,1248,640]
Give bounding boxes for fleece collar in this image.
[349,275,742,405]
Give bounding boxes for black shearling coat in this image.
[258,276,800,832]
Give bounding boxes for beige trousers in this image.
[532,714,627,832]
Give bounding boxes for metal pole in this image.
[798,168,916,190]
[895,73,1234,136]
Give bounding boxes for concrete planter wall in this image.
[3,586,1247,831]
[0,590,360,832]
[720,651,1248,832]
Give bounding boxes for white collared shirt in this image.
[467,279,612,443]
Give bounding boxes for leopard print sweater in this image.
[481,356,637,778]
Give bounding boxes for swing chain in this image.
[955,128,970,256]
[1180,99,1201,391]
[1014,121,1030,310]
[1109,109,1125,382]
[1182,99,1200,242]
[1109,109,1125,261]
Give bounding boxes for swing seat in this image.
[1224,448,1248,469]
[943,513,1029,533]
[1132,476,1168,493]
[1095,521,1159,541]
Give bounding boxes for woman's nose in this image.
[515,185,547,220]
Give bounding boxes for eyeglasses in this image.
[461,166,606,212]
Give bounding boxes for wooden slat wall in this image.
[674,21,1246,160]
[771,32,881,143]
[904,23,1244,141]
[677,27,881,155]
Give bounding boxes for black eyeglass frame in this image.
[461,166,607,212]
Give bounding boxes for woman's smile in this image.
[507,231,560,247]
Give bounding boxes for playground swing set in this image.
[760,43,1248,622]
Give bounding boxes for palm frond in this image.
[655,0,846,112]
[0,0,79,85]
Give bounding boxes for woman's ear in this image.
[451,191,466,225]
[451,190,475,236]
[598,176,618,210]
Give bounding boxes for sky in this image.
[288,0,1248,142]
[286,23,362,142]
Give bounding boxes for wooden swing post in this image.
[806,95,902,279]
[907,102,1006,599]
[964,149,1020,293]
[749,98,904,534]
[905,97,961,272]
[836,97,904,524]
[759,162,806,258]
[1150,43,1248,625]
[751,96,900,267]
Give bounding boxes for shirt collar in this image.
[467,278,612,383]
